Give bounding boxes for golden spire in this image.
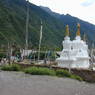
[65,25,69,36]
[76,23,80,36]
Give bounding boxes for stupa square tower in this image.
[56,24,90,69]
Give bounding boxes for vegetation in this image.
[24,67,82,81]
[0,64,83,81]
[56,69,71,77]
[0,0,95,49]
[55,69,83,81]
[28,51,56,60]
[0,48,7,58]
[1,64,21,71]
[28,52,46,60]
[70,74,83,81]
[41,6,95,46]
[0,0,65,49]
[0,52,6,58]
[24,67,56,76]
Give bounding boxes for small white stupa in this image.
[56,24,90,69]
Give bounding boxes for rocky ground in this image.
[0,71,95,95]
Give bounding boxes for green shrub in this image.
[24,67,56,76]
[1,64,21,71]
[70,75,83,81]
[1,64,83,81]
[55,69,83,81]
[56,69,71,77]
[0,52,6,58]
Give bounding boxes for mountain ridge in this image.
[0,0,95,50]
[40,6,95,26]
[40,6,95,43]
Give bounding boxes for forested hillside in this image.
[0,0,95,50]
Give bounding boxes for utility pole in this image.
[68,50,71,73]
[90,43,94,70]
[38,21,43,61]
[25,0,29,51]
[7,42,11,64]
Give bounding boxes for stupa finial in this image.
[65,25,69,36]
[76,23,80,36]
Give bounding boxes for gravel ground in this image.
[0,71,95,95]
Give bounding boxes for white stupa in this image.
[56,24,90,69]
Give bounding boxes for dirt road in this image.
[0,71,95,95]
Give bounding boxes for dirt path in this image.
[0,71,95,95]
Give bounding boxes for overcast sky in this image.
[29,0,95,25]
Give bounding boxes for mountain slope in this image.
[40,6,95,44]
[0,0,65,49]
[0,0,95,50]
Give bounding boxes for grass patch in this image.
[1,64,83,81]
[56,69,71,77]
[1,64,21,71]
[24,67,82,81]
[56,69,83,81]
[70,75,83,81]
[24,67,56,76]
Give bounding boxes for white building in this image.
[56,24,90,69]
[20,49,32,59]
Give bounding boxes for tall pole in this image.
[38,21,43,61]
[25,0,29,50]
[90,43,94,70]
[68,50,71,73]
[7,42,11,64]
